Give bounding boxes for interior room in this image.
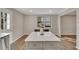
[0,8,78,50]
[60,11,76,49]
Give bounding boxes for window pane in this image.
[7,13,10,30]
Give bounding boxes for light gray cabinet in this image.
[26,41,61,50]
[27,42,42,50]
[0,33,10,50]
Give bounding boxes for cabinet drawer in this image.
[27,41,42,49]
[43,41,60,50]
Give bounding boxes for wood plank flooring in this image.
[11,35,77,50]
[11,35,28,50]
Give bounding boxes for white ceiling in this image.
[14,8,66,15]
[65,11,76,15]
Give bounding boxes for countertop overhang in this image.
[25,32,60,41]
[0,33,10,38]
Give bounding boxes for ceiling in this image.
[14,8,66,15]
[65,11,76,15]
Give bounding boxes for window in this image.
[37,16,51,28]
[0,11,10,31]
[6,13,10,30]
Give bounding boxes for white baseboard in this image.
[61,33,76,35]
[10,34,25,44]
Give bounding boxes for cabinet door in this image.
[0,39,3,50]
[27,41,43,50]
[0,10,1,31]
[43,41,61,50]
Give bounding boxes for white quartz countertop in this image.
[25,32,60,41]
[0,33,10,38]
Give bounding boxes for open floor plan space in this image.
[0,8,78,50]
[11,35,76,50]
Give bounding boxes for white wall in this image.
[23,15,37,35]
[61,15,76,35]
[6,9,24,43]
[51,15,59,35]
[12,9,24,42]
[23,15,59,35]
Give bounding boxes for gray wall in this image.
[51,15,59,35]
[23,15,59,35]
[12,9,24,42]
[23,15,37,35]
[61,15,76,35]
[7,9,24,43]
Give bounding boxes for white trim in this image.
[61,33,76,35]
[58,16,61,37]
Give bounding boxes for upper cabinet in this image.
[0,9,10,31]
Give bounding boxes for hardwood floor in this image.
[11,35,77,50]
[11,35,28,50]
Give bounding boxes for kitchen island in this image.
[25,32,61,50]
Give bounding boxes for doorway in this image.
[60,11,76,49]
